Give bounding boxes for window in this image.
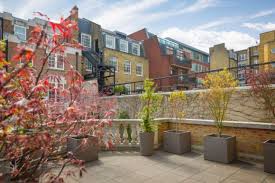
[81,33,91,48]
[124,60,131,74]
[192,64,196,72]
[239,54,247,61]
[132,43,140,56]
[48,76,65,102]
[166,46,173,55]
[136,63,143,76]
[14,25,26,41]
[176,50,184,61]
[48,54,64,70]
[136,84,143,92]
[109,57,118,72]
[120,39,128,53]
[106,35,115,49]
[271,48,275,54]
[86,59,93,71]
[124,84,131,94]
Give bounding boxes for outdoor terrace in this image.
[63,150,275,183]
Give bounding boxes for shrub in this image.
[139,79,163,132]
[202,69,238,136]
[247,71,275,122]
[168,91,187,131]
[114,85,126,94]
[0,9,116,182]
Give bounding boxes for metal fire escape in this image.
[82,50,115,93]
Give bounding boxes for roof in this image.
[166,37,209,56]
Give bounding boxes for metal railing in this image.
[102,61,275,95]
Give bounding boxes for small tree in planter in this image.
[163,91,191,154]
[247,71,275,173]
[139,79,162,156]
[202,69,238,163]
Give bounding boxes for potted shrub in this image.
[139,80,163,156]
[247,71,275,173]
[163,91,191,154]
[114,85,125,95]
[202,69,238,163]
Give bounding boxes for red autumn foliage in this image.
[247,70,275,122]
[0,9,116,182]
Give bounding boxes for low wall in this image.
[106,86,275,123]
[115,118,275,161]
[156,118,275,161]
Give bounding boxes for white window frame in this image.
[48,76,66,102]
[239,54,246,61]
[271,48,275,54]
[119,39,128,53]
[81,33,91,48]
[85,59,93,71]
[109,57,118,72]
[124,84,131,94]
[106,34,115,49]
[48,54,65,70]
[132,43,140,56]
[14,24,26,41]
[124,60,131,75]
[136,63,143,76]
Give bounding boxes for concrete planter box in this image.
[67,135,99,162]
[139,132,154,156]
[204,134,236,163]
[263,139,275,174]
[163,130,191,154]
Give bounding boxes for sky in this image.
[0,0,275,53]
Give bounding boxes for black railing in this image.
[102,61,275,95]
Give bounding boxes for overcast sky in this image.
[1,0,275,52]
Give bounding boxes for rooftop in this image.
[59,150,274,183]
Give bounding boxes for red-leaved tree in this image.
[0,9,116,182]
[247,70,275,122]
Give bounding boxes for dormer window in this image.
[120,39,128,53]
[81,33,91,48]
[14,25,26,41]
[132,43,140,56]
[106,35,115,49]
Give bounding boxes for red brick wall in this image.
[128,28,148,41]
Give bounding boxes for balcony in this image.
[170,56,192,69]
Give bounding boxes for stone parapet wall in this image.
[107,86,274,123]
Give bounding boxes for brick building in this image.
[0,11,82,101]
[101,30,149,93]
[129,28,209,90]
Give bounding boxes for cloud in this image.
[242,22,275,31]
[249,9,275,19]
[93,0,218,33]
[182,0,218,13]
[160,27,257,52]
[195,19,229,30]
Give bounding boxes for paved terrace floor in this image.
[65,151,275,183]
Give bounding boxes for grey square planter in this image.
[204,134,236,163]
[67,135,99,162]
[139,132,154,156]
[163,130,191,154]
[263,139,275,174]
